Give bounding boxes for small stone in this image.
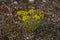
[15,21,18,24]
[14,15,17,17]
[7,14,10,16]
[32,7,35,9]
[52,14,55,17]
[15,7,17,9]
[26,37,30,39]
[14,1,18,5]
[10,14,13,15]
[42,0,46,2]
[51,18,54,21]
[29,0,34,3]
[48,18,50,21]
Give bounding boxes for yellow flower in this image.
[17,10,24,15]
[22,11,28,16]
[39,12,45,19]
[28,9,35,14]
[18,16,20,20]
[33,14,40,20]
[39,12,42,15]
[22,16,30,22]
[41,13,44,19]
[17,10,28,16]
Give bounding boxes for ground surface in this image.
[0,0,60,40]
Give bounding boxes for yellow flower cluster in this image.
[39,12,45,19]
[28,9,36,14]
[33,14,40,21]
[22,16,30,22]
[17,9,45,23]
[17,9,35,16]
[17,10,24,15]
[17,10,28,16]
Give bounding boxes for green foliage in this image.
[4,36,9,40]
[23,21,40,31]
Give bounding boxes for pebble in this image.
[14,21,18,24]
[14,1,18,5]
[26,37,30,39]
[29,0,34,3]
[48,18,50,21]
[51,18,54,21]
[14,7,17,9]
[0,0,60,40]
[42,0,46,2]
[52,14,55,17]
